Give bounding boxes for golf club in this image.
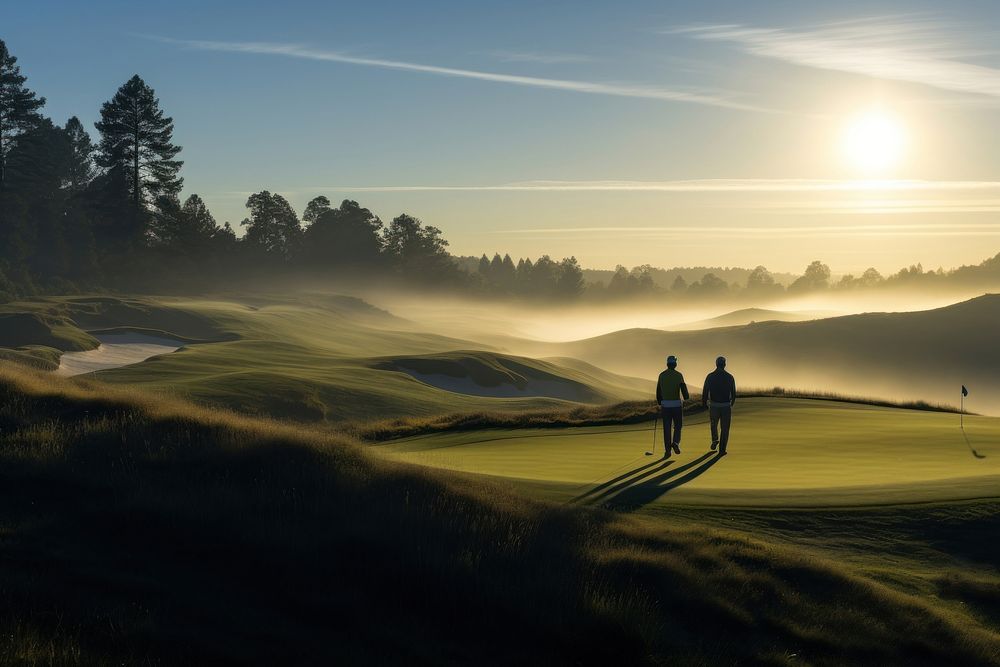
[645,412,658,456]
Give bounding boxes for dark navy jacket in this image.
[702,369,736,406]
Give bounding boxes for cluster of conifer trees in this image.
[2,38,997,303]
[473,253,584,297]
[0,39,516,299]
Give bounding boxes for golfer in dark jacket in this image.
[656,355,689,458]
[702,356,736,455]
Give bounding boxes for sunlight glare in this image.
[840,109,907,176]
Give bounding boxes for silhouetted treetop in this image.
[241,190,301,259]
[151,193,219,252]
[746,265,776,290]
[383,213,457,283]
[303,196,331,226]
[63,117,95,194]
[790,260,831,292]
[95,75,182,211]
[0,39,46,186]
[302,199,383,268]
[556,256,585,296]
[2,39,1000,302]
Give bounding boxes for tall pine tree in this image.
[4,119,73,279]
[95,75,182,213]
[63,116,96,194]
[0,39,45,188]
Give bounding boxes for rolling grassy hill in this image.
[381,397,999,507]
[538,294,1000,412]
[671,307,839,330]
[0,295,649,423]
[370,351,646,402]
[1,367,999,665]
[377,395,1000,656]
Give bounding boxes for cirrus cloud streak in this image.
[152,36,773,113]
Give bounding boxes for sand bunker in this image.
[57,332,185,376]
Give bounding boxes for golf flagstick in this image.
[960,385,984,458]
[961,386,964,430]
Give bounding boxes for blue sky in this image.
[5,0,1000,271]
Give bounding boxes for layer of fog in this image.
[374,286,986,343]
[363,285,997,415]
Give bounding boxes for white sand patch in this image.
[406,371,588,400]
[57,333,185,376]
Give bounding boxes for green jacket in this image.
[656,368,690,406]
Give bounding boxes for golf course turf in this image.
[381,397,999,507]
[1,367,999,665]
[1,291,998,664]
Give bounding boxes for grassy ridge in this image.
[0,294,651,423]
[0,312,98,352]
[381,397,999,507]
[35,295,649,422]
[1,367,999,664]
[353,388,961,443]
[546,294,1000,410]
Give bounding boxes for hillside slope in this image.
[372,351,649,402]
[0,368,998,665]
[554,294,1000,411]
[384,397,1000,507]
[671,307,838,330]
[1,295,646,423]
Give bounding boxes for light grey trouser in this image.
[709,405,732,450]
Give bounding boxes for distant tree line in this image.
[462,255,1000,301]
[472,253,585,298]
[1,38,998,303]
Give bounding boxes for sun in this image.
[839,108,907,176]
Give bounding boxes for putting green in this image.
[381,398,1000,508]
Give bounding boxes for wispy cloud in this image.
[311,179,1000,218]
[317,179,1000,193]
[753,199,1000,215]
[674,17,1000,98]
[489,222,1000,240]
[152,36,772,113]
[487,50,595,64]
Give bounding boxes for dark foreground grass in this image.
[0,368,998,665]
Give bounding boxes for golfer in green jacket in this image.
[656,355,690,458]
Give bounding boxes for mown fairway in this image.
[382,398,1000,507]
[382,397,1000,625]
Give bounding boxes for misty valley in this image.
[2,5,1000,664]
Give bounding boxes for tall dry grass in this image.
[0,366,996,665]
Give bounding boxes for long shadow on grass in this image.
[572,460,678,505]
[569,458,667,505]
[574,452,717,507]
[605,452,721,511]
[962,429,987,459]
